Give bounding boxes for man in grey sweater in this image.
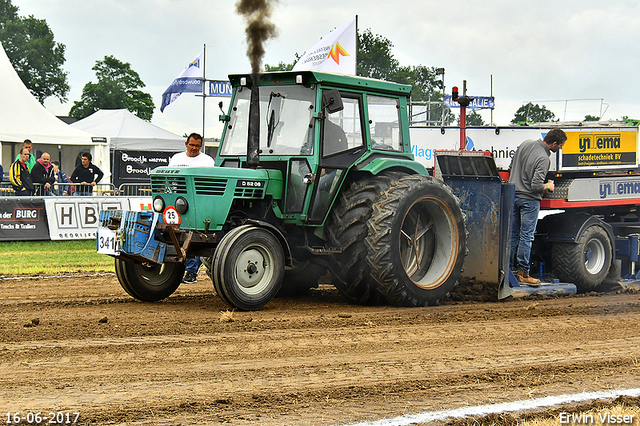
[509,128,567,285]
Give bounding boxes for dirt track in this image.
[1,273,639,425]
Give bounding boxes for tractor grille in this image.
[150,176,188,194]
[194,178,228,196]
[234,187,264,198]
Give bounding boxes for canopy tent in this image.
[71,109,184,152]
[0,41,108,181]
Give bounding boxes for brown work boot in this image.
[517,269,541,287]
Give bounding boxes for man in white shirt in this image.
[169,133,215,167]
[169,133,214,283]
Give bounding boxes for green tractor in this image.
[98,71,467,310]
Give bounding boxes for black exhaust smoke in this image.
[235,0,278,168]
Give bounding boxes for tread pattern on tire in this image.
[365,174,467,307]
[552,226,612,292]
[325,172,405,305]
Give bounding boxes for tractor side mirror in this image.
[322,89,344,114]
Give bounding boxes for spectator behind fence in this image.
[70,152,104,196]
[9,147,34,196]
[31,152,56,196]
[0,163,3,183]
[14,139,36,172]
[51,160,72,196]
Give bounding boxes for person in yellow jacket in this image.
[9,147,34,196]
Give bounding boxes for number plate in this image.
[97,227,121,256]
[237,180,265,188]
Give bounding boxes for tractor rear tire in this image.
[212,225,285,310]
[325,172,406,305]
[366,175,467,307]
[115,258,184,302]
[552,225,612,292]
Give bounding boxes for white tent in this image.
[0,41,107,176]
[71,109,184,152]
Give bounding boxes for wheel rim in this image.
[234,244,275,295]
[399,196,458,290]
[584,238,606,275]
[135,262,175,287]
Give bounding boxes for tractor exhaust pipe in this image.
[247,75,260,168]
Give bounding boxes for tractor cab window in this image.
[368,95,403,152]
[322,96,363,157]
[220,85,315,156]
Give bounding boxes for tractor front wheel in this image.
[212,225,285,310]
[114,258,184,302]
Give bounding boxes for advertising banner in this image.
[0,198,49,241]
[444,95,495,110]
[44,198,127,240]
[209,80,232,97]
[561,130,637,168]
[112,150,173,187]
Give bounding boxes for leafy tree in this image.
[264,61,294,71]
[584,115,600,121]
[511,102,556,125]
[69,55,155,121]
[0,0,69,103]
[460,110,486,126]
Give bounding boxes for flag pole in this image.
[355,15,358,76]
[202,43,206,140]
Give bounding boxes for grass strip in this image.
[0,240,114,275]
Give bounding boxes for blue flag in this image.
[160,51,204,112]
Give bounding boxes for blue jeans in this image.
[509,197,540,275]
[186,257,201,274]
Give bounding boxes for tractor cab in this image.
[215,71,415,225]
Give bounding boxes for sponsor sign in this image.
[409,126,638,172]
[0,198,49,241]
[209,80,232,97]
[561,130,637,167]
[112,150,174,187]
[565,177,640,202]
[444,95,495,110]
[44,198,126,240]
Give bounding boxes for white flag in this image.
[293,18,356,75]
[160,51,204,112]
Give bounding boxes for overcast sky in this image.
[13,0,640,138]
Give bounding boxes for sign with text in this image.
[44,198,126,240]
[112,150,174,187]
[0,198,49,241]
[444,95,495,110]
[208,80,232,97]
[561,130,637,168]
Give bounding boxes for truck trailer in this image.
[411,123,640,295]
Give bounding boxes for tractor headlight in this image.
[175,196,189,214]
[153,196,165,213]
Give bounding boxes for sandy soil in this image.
[0,273,639,425]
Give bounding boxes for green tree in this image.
[584,114,600,121]
[511,102,556,125]
[264,61,294,71]
[0,0,69,103]
[461,110,486,126]
[69,55,155,121]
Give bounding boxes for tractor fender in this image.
[244,219,293,267]
[356,155,428,176]
[539,211,615,248]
